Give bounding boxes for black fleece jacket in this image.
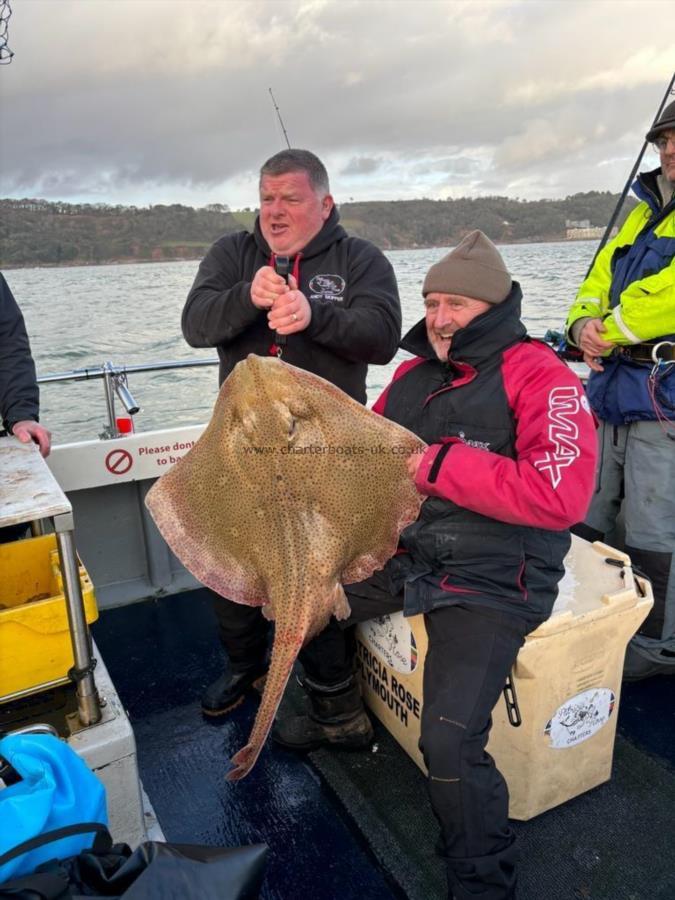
[181,208,401,403]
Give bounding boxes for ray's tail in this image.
[226,627,305,782]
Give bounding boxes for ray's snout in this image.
[236,355,294,400]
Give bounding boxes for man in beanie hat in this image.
[275,230,597,899]
[566,99,675,680]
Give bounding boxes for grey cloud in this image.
[341,156,384,175]
[411,157,482,177]
[0,0,673,204]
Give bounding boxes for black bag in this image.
[0,823,268,899]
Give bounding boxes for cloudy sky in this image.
[0,0,673,210]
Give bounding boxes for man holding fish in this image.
[275,231,598,899]
[182,148,402,721]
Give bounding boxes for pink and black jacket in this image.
[374,283,598,624]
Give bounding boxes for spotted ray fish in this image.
[145,355,426,781]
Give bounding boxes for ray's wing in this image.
[273,368,426,586]
[340,414,425,585]
[145,385,268,606]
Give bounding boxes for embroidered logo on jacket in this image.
[308,274,346,302]
[534,386,585,489]
[457,430,490,450]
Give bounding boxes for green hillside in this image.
[0,192,632,268]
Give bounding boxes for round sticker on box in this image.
[359,612,418,674]
[545,688,615,748]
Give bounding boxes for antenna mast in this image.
[268,88,291,149]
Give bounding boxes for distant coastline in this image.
[0,193,631,270]
[1,235,603,272]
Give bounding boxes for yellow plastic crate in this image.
[0,533,98,698]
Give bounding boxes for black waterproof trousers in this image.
[301,568,535,900]
[418,605,529,900]
[210,594,270,670]
[211,593,355,682]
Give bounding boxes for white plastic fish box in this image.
[355,537,653,821]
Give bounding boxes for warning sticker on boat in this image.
[545,688,615,748]
[359,613,418,674]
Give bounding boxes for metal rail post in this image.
[54,512,101,726]
[102,362,117,437]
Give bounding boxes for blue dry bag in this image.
[0,733,107,883]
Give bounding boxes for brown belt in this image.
[617,341,675,364]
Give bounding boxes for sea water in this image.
[5,240,595,444]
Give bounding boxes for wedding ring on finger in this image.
[291,313,298,322]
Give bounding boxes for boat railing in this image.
[38,358,219,439]
[36,339,584,441]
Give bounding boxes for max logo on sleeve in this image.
[308,274,346,302]
[534,386,588,489]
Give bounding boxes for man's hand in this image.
[250,266,290,310]
[578,318,615,373]
[267,275,312,335]
[406,447,426,482]
[11,420,52,457]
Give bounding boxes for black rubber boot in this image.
[201,662,267,717]
[272,676,373,751]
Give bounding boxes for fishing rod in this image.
[269,88,291,149]
[584,70,675,278]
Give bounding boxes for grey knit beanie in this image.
[422,230,512,304]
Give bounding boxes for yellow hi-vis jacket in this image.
[566,168,675,348]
